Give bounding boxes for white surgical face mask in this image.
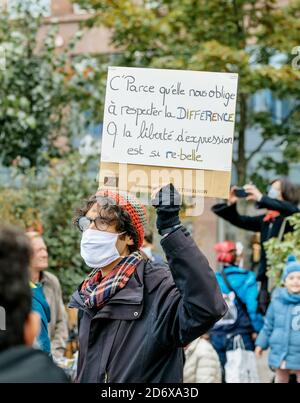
[268,187,281,200]
[80,229,124,269]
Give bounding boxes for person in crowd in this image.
[69,184,227,383]
[0,226,69,382]
[209,240,263,374]
[212,178,300,314]
[27,232,68,359]
[255,256,300,383]
[142,228,165,265]
[30,278,51,354]
[184,334,222,383]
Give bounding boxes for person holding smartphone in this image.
[211,178,300,314]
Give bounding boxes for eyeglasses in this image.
[77,216,111,232]
[76,195,122,232]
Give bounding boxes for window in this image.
[7,0,51,18]
[73,3,87,15]
[73,3,95,15]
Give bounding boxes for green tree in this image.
[264,213,300,287]
[0,4,104,168]
[75,0,300,185]
[0,153,97,300]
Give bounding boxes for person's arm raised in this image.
[212,186,263,233]
[244,184,299,216]
[151,184,227,347]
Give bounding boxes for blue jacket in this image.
[31,283,51,355]
[256,288,300,370]
[215,266,264,333]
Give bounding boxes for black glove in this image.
[152,184,181,235]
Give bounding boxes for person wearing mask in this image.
[209,240,263,374]
[27,232,68,360]
[69,184,227,383]
[212,178,300,314]
[0,226,69,382]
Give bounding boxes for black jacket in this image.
[0,346,69,383]
[212,196,299,282]
[69,227,227,383]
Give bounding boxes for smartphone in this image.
[234,187,249,198]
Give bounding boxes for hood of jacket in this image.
[216,265,256,291]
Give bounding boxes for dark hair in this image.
[144,229,153,245]
[271,177,300,205]
[0,226,32,352]
[74,195,139,253]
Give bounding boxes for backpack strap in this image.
[278,217,287,242]
[221,269,249,315]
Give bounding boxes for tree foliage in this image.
[0,154,97,300]
[75,0,300,185]
[264,213,300,287]
[0,5,105,168]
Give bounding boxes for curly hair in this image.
[73,195,139,253]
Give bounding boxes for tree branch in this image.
[280,103,300,127]
[246,138,268,163]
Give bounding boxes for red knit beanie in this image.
[96,189,148,249]
[214,241,236,264]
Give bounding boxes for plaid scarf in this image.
[80,251,143,309]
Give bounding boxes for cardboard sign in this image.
[99,66,238,198]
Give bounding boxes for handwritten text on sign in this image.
[101,67,238,172]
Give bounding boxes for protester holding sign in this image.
[212,178,300,314]
[69,184,227,383]
[100,66,238,199]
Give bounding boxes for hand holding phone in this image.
[234,187,249,198]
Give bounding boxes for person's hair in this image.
[144,229,153,245]
[26,231,41,240]
[271,177,300,205]
[73,195,139,253]
[0,226,32,352]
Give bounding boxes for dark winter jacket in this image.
[0,346,69,383]
[212,196,299,282]
[69,227,227,383]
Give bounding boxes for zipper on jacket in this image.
[265,221,273,241]
[104,372,108,383]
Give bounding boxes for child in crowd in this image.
[210,241,263,373]
[184,335,222,383]
[255,256,300,383]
